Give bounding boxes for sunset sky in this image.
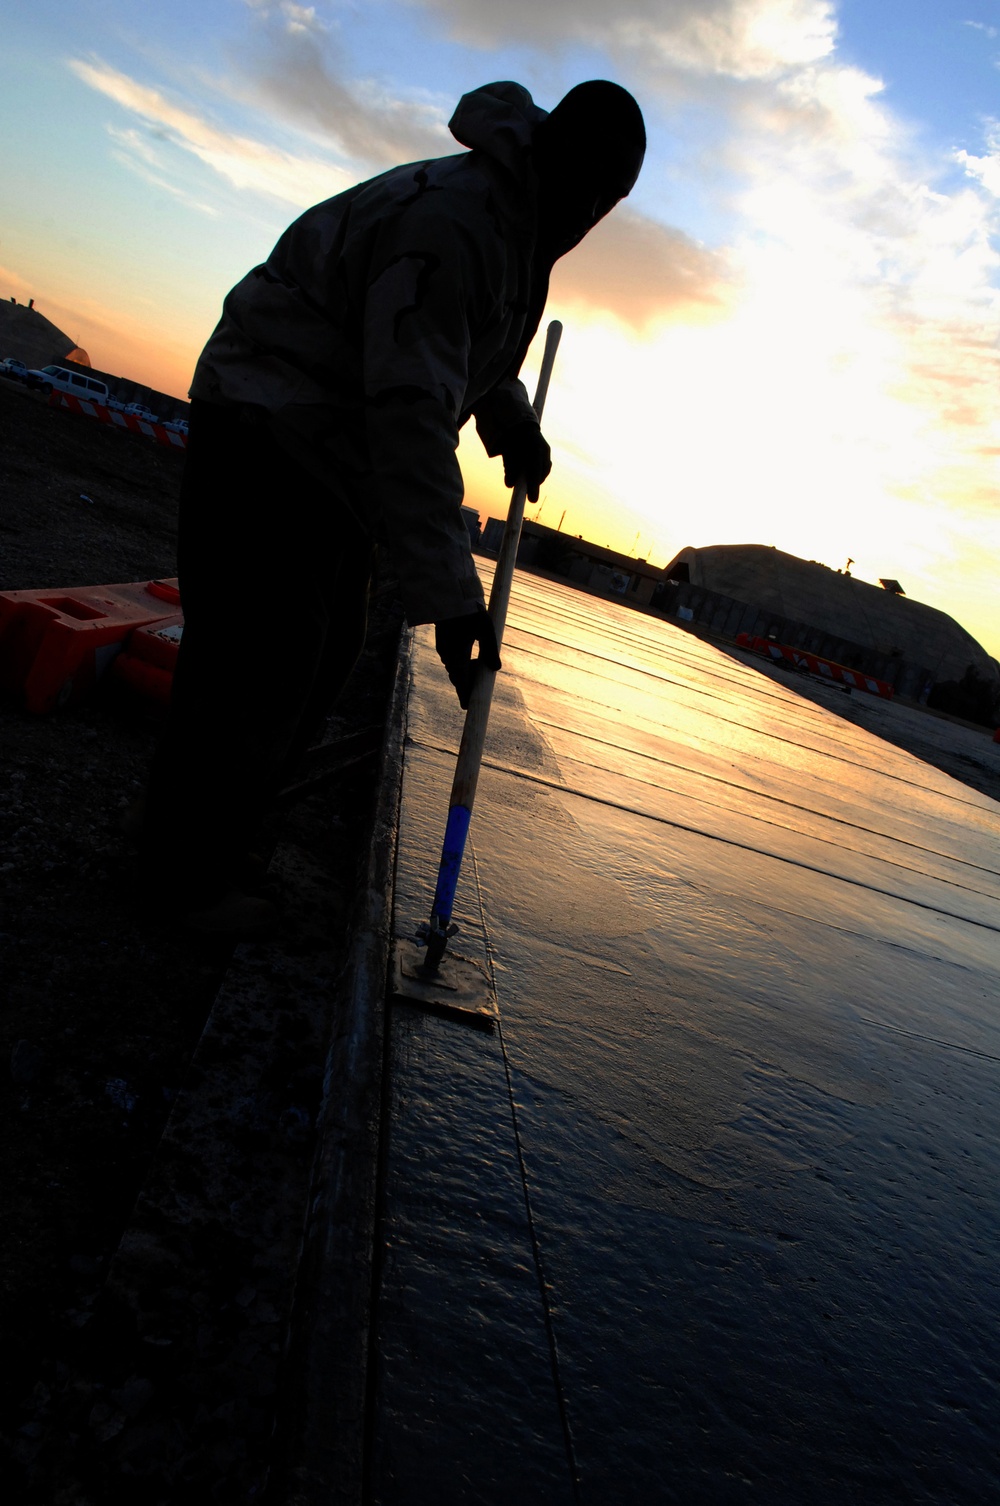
[1,0,999,657]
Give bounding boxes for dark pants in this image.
[143,400,374,897]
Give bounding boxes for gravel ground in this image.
[1,381,201,1473]
[0,379,403,1499]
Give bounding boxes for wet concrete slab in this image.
[372,566,1000,1505]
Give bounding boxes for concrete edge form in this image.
[274,625,413,1506]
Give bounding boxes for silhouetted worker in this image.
[142,79,645,933]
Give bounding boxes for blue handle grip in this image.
[430,803,472,923]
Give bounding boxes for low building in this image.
[480,517,665,605]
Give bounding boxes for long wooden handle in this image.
[423,321,563,960]
[452,319,563,809]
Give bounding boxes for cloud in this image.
[69,57,354,207]
[550,209,734,327]
[107,126,220,215]
[406,0,837,80]
[716,68,1000,521]
[236,0,452,165]
[956,121,1000,199]
[471,5,1000,655]
[733,63,1000,415]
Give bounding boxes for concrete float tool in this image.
[392,319,563,1029]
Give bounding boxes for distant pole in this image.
[420,320,563,974]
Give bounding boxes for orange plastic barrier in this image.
[0,578,181,713]
[48,391,188,449]
[735,632,894,699]
[112,615,183,708]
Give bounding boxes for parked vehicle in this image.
[1,357,28,380]
[26,364,111,403]
[123,401,159,423]
[162,418,189,435]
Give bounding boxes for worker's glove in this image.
[434,604,502,709]
[500,420,551,502]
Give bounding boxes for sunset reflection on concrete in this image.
[373,562,1000,1505]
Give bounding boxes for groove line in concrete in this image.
[409,735,1000,936]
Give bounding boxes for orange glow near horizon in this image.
[5,260,997,663]
[1,265,204,399]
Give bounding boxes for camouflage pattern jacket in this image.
[191,82,551,625]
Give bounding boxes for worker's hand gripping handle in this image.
[486,319,562,646]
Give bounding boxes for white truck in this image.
[26,364,112,403]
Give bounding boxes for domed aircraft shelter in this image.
[660,543,999,712]
[0,297,80,370]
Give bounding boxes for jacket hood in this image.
[449,82,548,181]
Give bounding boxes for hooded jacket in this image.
[190,82,551,625]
